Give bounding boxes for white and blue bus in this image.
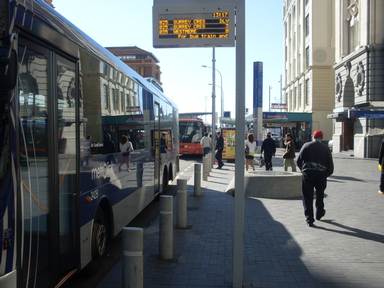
[0,1,179,287]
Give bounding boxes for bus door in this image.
[18,40,78,287]
[154,102,161,192]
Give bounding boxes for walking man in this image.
[260,132,276,171]
[297,130,334,227]
[215,131,224,169]
[283,133,297,172]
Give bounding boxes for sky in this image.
[52,0,284,120]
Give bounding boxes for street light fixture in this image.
[202,65,223,119]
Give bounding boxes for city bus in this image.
[0,1,179,287]
[179,119,212,155]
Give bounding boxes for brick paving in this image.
[96,151,384,288]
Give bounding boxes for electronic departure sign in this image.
[153,4,235,48]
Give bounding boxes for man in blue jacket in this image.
[260,132,276,171]
[297,130,334,227]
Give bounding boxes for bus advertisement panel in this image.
[221,128,236,160]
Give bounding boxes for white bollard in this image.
[122,227,143,288]
[177,179,188,228]
[194,164,201,196]
[203,156,208,181]
[159,195,173,260]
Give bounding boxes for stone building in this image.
[330,0,384,158]
[106,46,162,85]
[283,0,335,143]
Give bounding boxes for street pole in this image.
[269,86,272,112]
[202,65,223,122]
[280,74,282,112]
[233,0,245,287]
[204,96,208,122]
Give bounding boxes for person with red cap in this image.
[297,130,334,227]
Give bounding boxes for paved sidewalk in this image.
[96,152,384,288]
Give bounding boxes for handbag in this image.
[259,156,266,167]
[245,144,249,155]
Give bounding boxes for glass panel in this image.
[56,56,77,256]
[18,45,49,284]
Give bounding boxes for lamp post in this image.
[202,65,223,119]
[204,96,208,122]
[209,83,224,125]
[269,86,273,112]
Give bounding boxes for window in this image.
[102,63,108,75]
[125,93,130,112]
[305,79,310,105]
[305,15,310,36]
[103,84,108,108]
[299,83,302,109]
[112,88,118,110]
[120,91,124,112]
[306,47,310,69]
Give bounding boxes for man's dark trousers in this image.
[216,150,224,168]
[264,153,273,170]
[302,170,327,224]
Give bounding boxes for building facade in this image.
[330,0,384,158]
[283,0,335,142]
[106,46,162,85]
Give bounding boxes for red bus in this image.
[179,119,212,155]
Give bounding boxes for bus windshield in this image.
[179,120,203,143]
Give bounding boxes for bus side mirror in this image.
[0,47,17,91]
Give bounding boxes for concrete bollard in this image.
[136,162,143,188]
[206,153,210,173]
[159,195,173,260]
[194,164,202,196]
[203,156,209,181]
[177,179,188,228]
[122,227,143,288]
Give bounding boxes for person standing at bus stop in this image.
[215,131,224,169]
[283,133,297,172]
[103,133,116,164]
[377,136,384,194]
[119,135,133,172]
[200,132,211,156]
[261,132,276,171]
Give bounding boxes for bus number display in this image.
[157,13,230,40]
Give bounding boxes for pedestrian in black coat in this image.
[260,132,276,171]
[297,130,334,227]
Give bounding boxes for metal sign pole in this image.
[233,0,245,287]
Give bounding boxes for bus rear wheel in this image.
[84,207,108,276]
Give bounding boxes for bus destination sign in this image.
[153,4,235,48]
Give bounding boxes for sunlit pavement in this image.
[96,151,384,288]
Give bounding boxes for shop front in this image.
[262,112,312,150]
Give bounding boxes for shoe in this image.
[316,210,326,221]
[269,168,273,171]
[216,166,222,169]
[127,169,131,172]
[379,191,384,194]
[307,222,314,227]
